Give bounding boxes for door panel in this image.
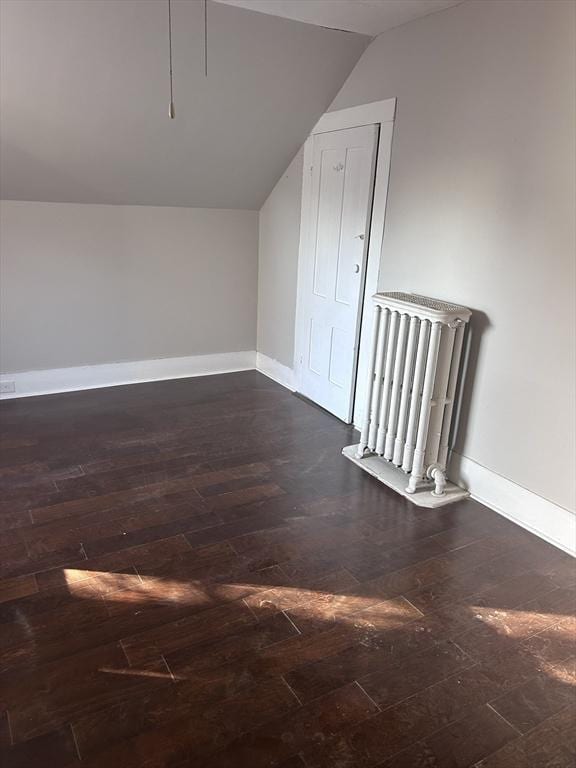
[298,124,378,422]
[308,318,326,377]
[313,148,345,298]
[335,146,373,307]
[328,326,351,388]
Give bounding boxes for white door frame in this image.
[293,98,396,425]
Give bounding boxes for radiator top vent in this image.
[374,292,471,323]
[379,292,465,312]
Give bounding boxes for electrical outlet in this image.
[0,381,16,394]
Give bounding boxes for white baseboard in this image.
[0,351,257,400]
[255,352,296,391]
[450,452,576,557]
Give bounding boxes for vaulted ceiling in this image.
[0,0,368,209]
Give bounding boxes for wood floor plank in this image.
[377,704,518,768]
[0,574,38,604]
[120,599,256,665]
[164,611,300,679]
[283,610,476,704]
[521,616,576,665]
[71,666,259,759]
[473,705,576,767]
[202,681,379,767]
[19,495,212,557]
[301,667,503,768]
[487,657,576,734]
[73,676,299,766]
[0,540,86,580]
[357,639,474,709]
[6,644,173,743]
[35,533,192,591]
[0,725,78,768]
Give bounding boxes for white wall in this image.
[0,201,258,373]
[257,149,303,368]
[255,0,576,515]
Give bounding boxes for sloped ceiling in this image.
[215,0,463,37]
[0,0,368,209]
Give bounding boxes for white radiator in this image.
[343,292,471,507]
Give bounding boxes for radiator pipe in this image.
[402,320,430,472]
[437,321,466,468]
[427,464,447,496]
[375,311,399,455]
[384,313,409,459]
[357,304,382,457]
[367,308,390,452]
[425,323,456,469]
[406,321,442,494]
[393,315,419,465]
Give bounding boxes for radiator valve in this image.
[427,464,447,497]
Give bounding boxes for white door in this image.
[297,124,378,422]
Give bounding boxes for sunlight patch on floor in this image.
[469,605,574,638]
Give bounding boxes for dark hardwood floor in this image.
[0,370,574,767]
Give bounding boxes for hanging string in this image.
[168,0,175,118]
[204,0,208,77]
[167,0,206,117]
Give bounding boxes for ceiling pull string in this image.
[167,0,206,118]
[204,0,208,77]
[168,0,175,118]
